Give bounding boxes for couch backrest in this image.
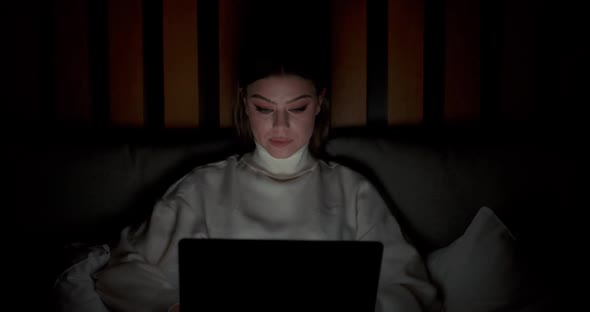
[11,130,245,247]
[325,127,584,254]
[10,127,583,255]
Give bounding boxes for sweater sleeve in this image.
[355,180,438,312]
[94,181,207,312]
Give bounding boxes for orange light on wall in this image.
[388,0,424,125]
[108,0,145,127]
[162,0,199,128]
[330,0,368,127]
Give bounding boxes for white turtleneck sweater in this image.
[93,146,437,312]
[248,143,314,178]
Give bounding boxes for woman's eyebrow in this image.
[250,94,275,104]
[249,94,312,105]
[286,95,312,104]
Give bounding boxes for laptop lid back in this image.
[178,238,383,312]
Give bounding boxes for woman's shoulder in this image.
[191,154,242,172]
[161,154,243,197]
[317,158,369,184]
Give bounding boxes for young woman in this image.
[94,53,438,312]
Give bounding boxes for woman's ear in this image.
[316,88,326,115]
[239,88,249,116]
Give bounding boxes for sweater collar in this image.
[247,143,316,178]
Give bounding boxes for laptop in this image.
[178,238,383,312]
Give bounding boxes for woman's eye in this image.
[255,106,273,114]
[290,106,308,113]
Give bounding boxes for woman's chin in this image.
[268,149,295,159]
[265,145,297,159]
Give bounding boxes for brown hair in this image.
[233,51,331,158]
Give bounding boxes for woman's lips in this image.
[269,138,293,147]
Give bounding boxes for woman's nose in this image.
[273,110,290,128]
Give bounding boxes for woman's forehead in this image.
[246,75,316,96]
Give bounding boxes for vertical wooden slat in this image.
[387,0,424,125]
[219,0,240,128]
[163,0,199,128]
[479,1,502,124]
[12,1,43,125]
[54,0,91,124]
[197,0,219,128]
[423,0,445,126]
[444,0,481,123]
[88,0,110,127]
[367,0,389,127]
[330,0,367,127]
[39,1,57,125]
[143,0,165,129]
[109,0,144,127]
[500,0,537,123]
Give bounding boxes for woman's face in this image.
[245,75,322,159]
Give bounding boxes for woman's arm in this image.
[355,180,439,312]
[94,194,201,312]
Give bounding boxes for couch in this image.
[8,125,582,311]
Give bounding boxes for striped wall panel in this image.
[29,0,551,130]
[444,0,481,124]
[163,0,199,128]
[499,0,537,123]
[330,0,368,127]
[388,0,424,125]
[11,2,44,125]
[108,0,145,127]
[219,0,241,128]
[54,0,91,125]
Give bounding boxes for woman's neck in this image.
[251,143,313,177]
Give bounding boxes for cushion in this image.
[53,244,111,312]
[325,136,461,252]
[425,207,526,312]
[324,134,547,254]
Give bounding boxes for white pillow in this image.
[426,207,524,312]
[53,244,111,312]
